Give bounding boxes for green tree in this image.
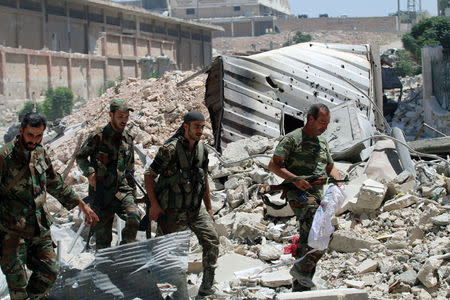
[394,49,422,77]
[283,31,312,47]
[402,16,450,60]
[438,0,450,16]
[41,87,74,120]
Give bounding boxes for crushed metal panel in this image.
[205,42,377,150]
[48,231,191,300]
[323,101,375,162]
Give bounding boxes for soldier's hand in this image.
[88,173,97,190]
[149,204,164,221]
[293,179,312,191]
[79,202,99,226]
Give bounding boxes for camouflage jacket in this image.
[145,136,208,210]
[76,123,135,203]
[274,128,333,202]
[0,137,81,237]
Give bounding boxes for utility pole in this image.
[397,0,401,32]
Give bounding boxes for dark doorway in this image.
[284,114,304,134]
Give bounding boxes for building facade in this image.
[0,0,222,101]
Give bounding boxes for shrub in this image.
[283,31,312,47]
[402,16,450,60]
[41,87,74,120]
[394,49,422,77]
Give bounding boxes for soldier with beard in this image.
[144,111,219,298]
[0,112,98,299]
[76,99,140,250]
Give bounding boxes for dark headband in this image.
[183,110,205,123]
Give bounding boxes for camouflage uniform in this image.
[0,137,81,300]
[144,135,219,294]
[274,128,333,290]
[76,123,140,249]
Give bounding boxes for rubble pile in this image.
[20,70,449,299]
[183,136,449,299]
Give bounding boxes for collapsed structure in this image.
[0,41,449,299]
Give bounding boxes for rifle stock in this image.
[258,176,349,196]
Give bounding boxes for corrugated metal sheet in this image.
[48,231,190,300]
[206,42,377,151]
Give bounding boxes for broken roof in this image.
[205,42,377,152]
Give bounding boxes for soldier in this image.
[0,112,98,300]
[144,111,219,298]
[76,99,140,250]
[268,104,342,292]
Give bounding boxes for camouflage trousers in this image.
[157,206,219,273]
[95,194,140,250]
[290,201,326,287]
[0,230,58,300]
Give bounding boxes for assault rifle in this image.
[258,176,349,196]
[124,173,168,234]
[257,176,349,210]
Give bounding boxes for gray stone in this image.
[393,170,414,184]
[329,230,380,253]
[215,253,266,283]
[382,194,418,212]
[356,259,378,274]
[431,213,450,226]
[396,269,417,285]
[276,288,368,300]
[344,280,366,289]
[258,244,281,261]
[417,258,442,288]
[248,167,269,184]
[350,179,387,213]
[260,269,292,288]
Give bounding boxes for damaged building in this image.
[114,0,292,37]
[0,0,222,102]
[205,42,384,161]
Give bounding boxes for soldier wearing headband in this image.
[144,110,219,297]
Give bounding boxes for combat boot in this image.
[197,268,215,297]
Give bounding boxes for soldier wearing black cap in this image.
[144,110,219,297]
[76,99,140,249]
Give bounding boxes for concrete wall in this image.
[422,46,450,136]
[275,16,399,33]
[0,0,218,102]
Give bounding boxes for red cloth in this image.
[284,235,300,254]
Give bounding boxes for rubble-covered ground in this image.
[20,66,446,300]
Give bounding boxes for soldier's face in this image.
[109,110,129,132]
[309,109,330,136]
[184,120,205,142]
[19,125,45,151]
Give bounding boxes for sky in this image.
[289,0,438,18]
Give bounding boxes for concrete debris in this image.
[1,67,449,300]
[350,179,387,213]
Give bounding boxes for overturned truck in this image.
[205,43,386,161]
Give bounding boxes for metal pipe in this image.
[392,127,417,177]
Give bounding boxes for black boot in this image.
[197,268,215,297]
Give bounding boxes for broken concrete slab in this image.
[356,259,378,274]
[350,179,387,213]
[383,194,418,211]
[417,258,442,288]
[364,140,402,182]
[329,230,380,253]
[431,213,450,226]
[276,288,368,300]
[260,269,292,288]
[215,253,266,283]
[344,280,366,289]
